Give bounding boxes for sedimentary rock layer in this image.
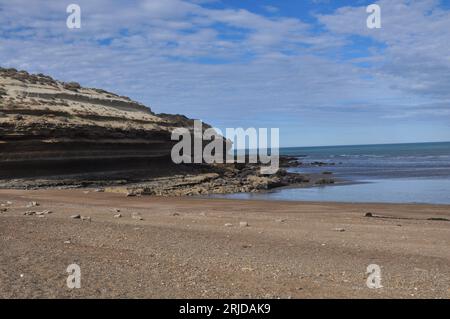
[0,67,199,179]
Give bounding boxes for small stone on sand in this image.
[26,201,39,208]
[132,213,143,220]
[36,210,51,215]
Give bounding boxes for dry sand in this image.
[0,188,449,299]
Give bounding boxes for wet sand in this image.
[1,188,449,299]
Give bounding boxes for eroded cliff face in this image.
[0,67,201,180]
[0,67,323,193]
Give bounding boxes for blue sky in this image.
[0,0,449,146]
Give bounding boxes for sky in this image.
[0,0,449,147]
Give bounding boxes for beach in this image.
[1,188,449,299]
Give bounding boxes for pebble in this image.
[364,212,374,217]
[114,214,122,218]
[24,211,36,216]
[0,208,7,212]
[26,201,39,208]
[132,213,143,220]
[36,210,51,215]
[224,223,233,227]
[81,216,92,222]
[334,228,346,232]
[64,240,71,244]
[275,219,286,223]
[239,221,249,227]
[70,214,81,219]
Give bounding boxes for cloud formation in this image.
[0,0,449,145]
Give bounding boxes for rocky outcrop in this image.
[103,164,312,197]
[0,67,319,194]
[0,67,208,180]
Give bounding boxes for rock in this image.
[239,221,249,227]
[114,213,122,218]
[1,201,12,207]
[275,219,286,223]
[334,228,346,232]
[132,213,143,220]
[246,175,271,190]
[81,216,91,222]
[114,208,121,213]
[35,210,51,215]
[315,178,335,185]
[126,192,137,197]
[26,201,39,207]
[24,211,36,216]
[63,81,81,91]
[224,223,233,227]
[64,240,71,244]
[70,214,81,219]
[364,212,374,217]
[172,212,180,216]
[0,208,7,212]
[427,217,450,221]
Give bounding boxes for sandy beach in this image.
[1,188,449,299]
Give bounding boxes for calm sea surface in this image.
[218,142,450,204]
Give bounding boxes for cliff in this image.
[0,67,319,193]
[0,67,204,181]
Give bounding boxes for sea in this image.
[217,142,450,204]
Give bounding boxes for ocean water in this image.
[221,142,450,204]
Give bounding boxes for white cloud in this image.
[0,0,449,141]
[317,0,450,100]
